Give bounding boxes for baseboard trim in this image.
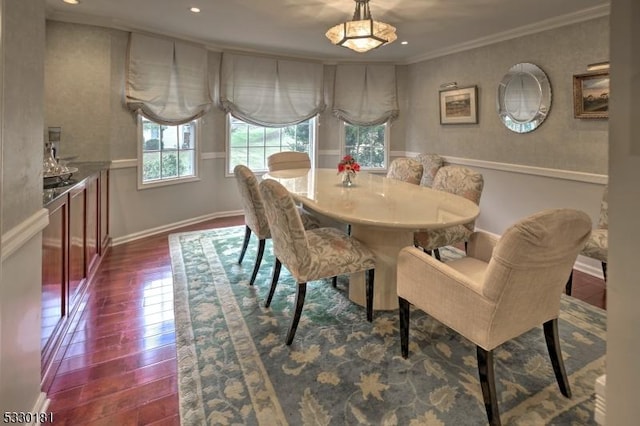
[1,208,49,262]
[29,392,50,426]
[111,210,244,246]
[595,374,606,425]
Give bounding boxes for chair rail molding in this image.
[404,152,608,185]
[1,208,49,262]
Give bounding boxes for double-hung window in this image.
[227,114,316,174]
[342,122,389,171]
[139,117,199,187]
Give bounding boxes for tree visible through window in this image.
[227,115,315,173]
[344,123,387,169]
[141,118,197,184]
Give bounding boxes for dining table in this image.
[263,168,480,310]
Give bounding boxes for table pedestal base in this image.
[348,226,414,311]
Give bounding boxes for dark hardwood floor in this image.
[47,216,606,425]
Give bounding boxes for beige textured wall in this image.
[405,17,609,175]
[0,0,46,413]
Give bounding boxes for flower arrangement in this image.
[337,155,361,175]
[337,155,360,187]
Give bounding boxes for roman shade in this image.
[219,53,325,127]
[126,33,212,125]
[332,64,399,126]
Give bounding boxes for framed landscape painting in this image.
[439,85,478,124]
[573,71,609,119]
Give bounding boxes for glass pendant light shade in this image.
[325,1,397,53]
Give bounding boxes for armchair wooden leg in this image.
[565,270,574,296]
[543,319,572,398]
[249,239,265,286]
[332,276,338,288]
[265,258,282,308]
[434,248,441,261]
[238,225,251,264]
[602,262,607,282]
[477,347,501,426]
[286,283,307,345]
[366,269,375,322]
[398,297,410,358]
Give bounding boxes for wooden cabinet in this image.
[41,165,110,392]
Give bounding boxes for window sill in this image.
[137,175,201,190]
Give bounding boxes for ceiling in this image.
[45,0,609,63]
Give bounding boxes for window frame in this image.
[339,121,390,172]
[137,116,201,190]
[225,114,318,177]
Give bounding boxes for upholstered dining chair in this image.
[267,151,311,171]
[233,164,319,286]
[414,165,484,260]
[386,157,424,185]
[397,208,592,426]
[566,185,608,295]
[414,153,444,188]
[259,178,376,345]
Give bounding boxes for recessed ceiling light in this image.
[190,7,201,13]
[63,0,80,4]
[401,41,408,45]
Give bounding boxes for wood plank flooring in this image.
[47,216,606,425]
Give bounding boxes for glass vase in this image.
[342,172,355,187]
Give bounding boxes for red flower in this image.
[337,155,360,174]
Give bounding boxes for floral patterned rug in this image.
[169,226,606,426]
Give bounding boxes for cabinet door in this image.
[85,176,99,276]
[99,168,109,254]
[68,187,86,307]
[41,198,67,368]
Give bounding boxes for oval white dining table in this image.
[263,168,480,310]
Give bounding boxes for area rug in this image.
[169,226,606,426]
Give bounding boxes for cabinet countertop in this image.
[43,161,110,207]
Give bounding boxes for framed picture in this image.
[573,71,609,119]
[439,85,478,124]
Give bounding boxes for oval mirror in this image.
[497,63,551,133]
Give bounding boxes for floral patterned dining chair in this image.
[386,157,424,185]
[414,153,444,187]
[413,165,484,260]
[258,178,376,345]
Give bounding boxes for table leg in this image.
[348,226,414,311]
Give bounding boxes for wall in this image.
[607,0,640,422]
[0,0,48,415]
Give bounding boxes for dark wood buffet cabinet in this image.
[41,163,110,392]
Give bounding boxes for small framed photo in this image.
[573,71,609,119]
[439,85,478,124]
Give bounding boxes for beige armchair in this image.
[414,165,484,260]
[233,164,318,286]
[259,178,376,345]
[397,208,592,426]
[414,153,444,187]
[267,151,311,171]
[386,157,423,185]
[566,185,608,295]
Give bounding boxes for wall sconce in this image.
[587,61,610,71]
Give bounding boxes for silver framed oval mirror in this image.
[497,63,552,133]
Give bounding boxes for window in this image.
[227,115,316,174]
[139,117,198,187]
[342,122,388,170]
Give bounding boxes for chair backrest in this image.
[386,157,423,185]
[598,185,608,229]
[233,165,271,239]
[415,153,444,187]
[267,151,312,172]
[259,179,310,276]
[432,165,484,230]
[483,209,592,345]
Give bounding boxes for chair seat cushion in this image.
[445,257,488,291]
[581,229,607,262]
[414,224,472,251]
[299,228,376,282]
